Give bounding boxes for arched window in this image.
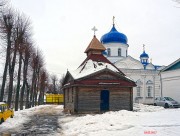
[118,48,121,56]
[136,80,142,97]
[146,80,153,84]
[147,86,152,97]
[136,79,143,86]
[146,80,153,97]
[107,48,111,56]
[137,86,141,97]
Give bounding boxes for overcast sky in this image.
[9,0,180,77]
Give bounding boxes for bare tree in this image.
[38,70,47,105]
[0,8,15,103]
[14,13,32,111]
[29,49,44,108]
[0,1,48,110]
[24,42,33,109]
[59,75,65,94]
[51,74,58,94]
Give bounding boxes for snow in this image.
[125,75,135,82]
[0,105,48,132]
[0,105,63,133]
[60,104,180,136]
[1,104,180,136]
[133,103,164,112]
[70,59,119,79]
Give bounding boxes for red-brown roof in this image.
[84,36,106,53]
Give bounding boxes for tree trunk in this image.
[20,80,25,110]
[15,53,22,111]
[7,44,17,108]
[7,72,13,107]
[38,72,45,105]
[35,71,40,106]
[25,82,30,109]
[0,32,11,102]
[32,76,37,107]
[29,72,34,108]
[20,51,29,110]
[0,45,10,101]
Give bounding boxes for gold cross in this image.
[113,16,115,25]
[92,26,98,35]
[143,44,145,51]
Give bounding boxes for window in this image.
[146,80,153,97]
[147,86,152,97]
[137,86,141,97]
[136,79,143,86]
[118,48,121,56]
[126,50,127,57]
[146,80,153,84]
[107,48,111,56]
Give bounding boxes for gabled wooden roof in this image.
[79,54,125,76]
[63,68,136,88]
[84,35,106,53]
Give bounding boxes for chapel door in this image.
[100,90,109,112]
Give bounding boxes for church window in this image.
[118,48,121,56]
[107,48,111,56]
[126,50,127,57]
[146,80,153,84]
[147,86,152,97]
[136,79,143,86]
[146,80,153,97]
[137,86,141,97]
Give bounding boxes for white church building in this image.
[100,20,164,104]
[160,58,180,103]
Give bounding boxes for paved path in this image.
[0,105,64,136]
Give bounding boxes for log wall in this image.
[64,86,133,113]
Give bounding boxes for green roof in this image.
[162,58,180,72]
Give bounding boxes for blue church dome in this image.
[140,51,149,58]
[100,25,128,44]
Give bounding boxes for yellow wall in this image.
[46,94,64,103]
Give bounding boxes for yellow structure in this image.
[45,94,64,104]
[0,102,14,124]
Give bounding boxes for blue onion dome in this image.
[100,25,128,44]
[140,51,149,58]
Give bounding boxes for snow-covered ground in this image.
[60,104,180,136]
[1,104,180,136]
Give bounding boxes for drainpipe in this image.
[153,73,155,104]
[159,71,163,97]
[143,75,146,104]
